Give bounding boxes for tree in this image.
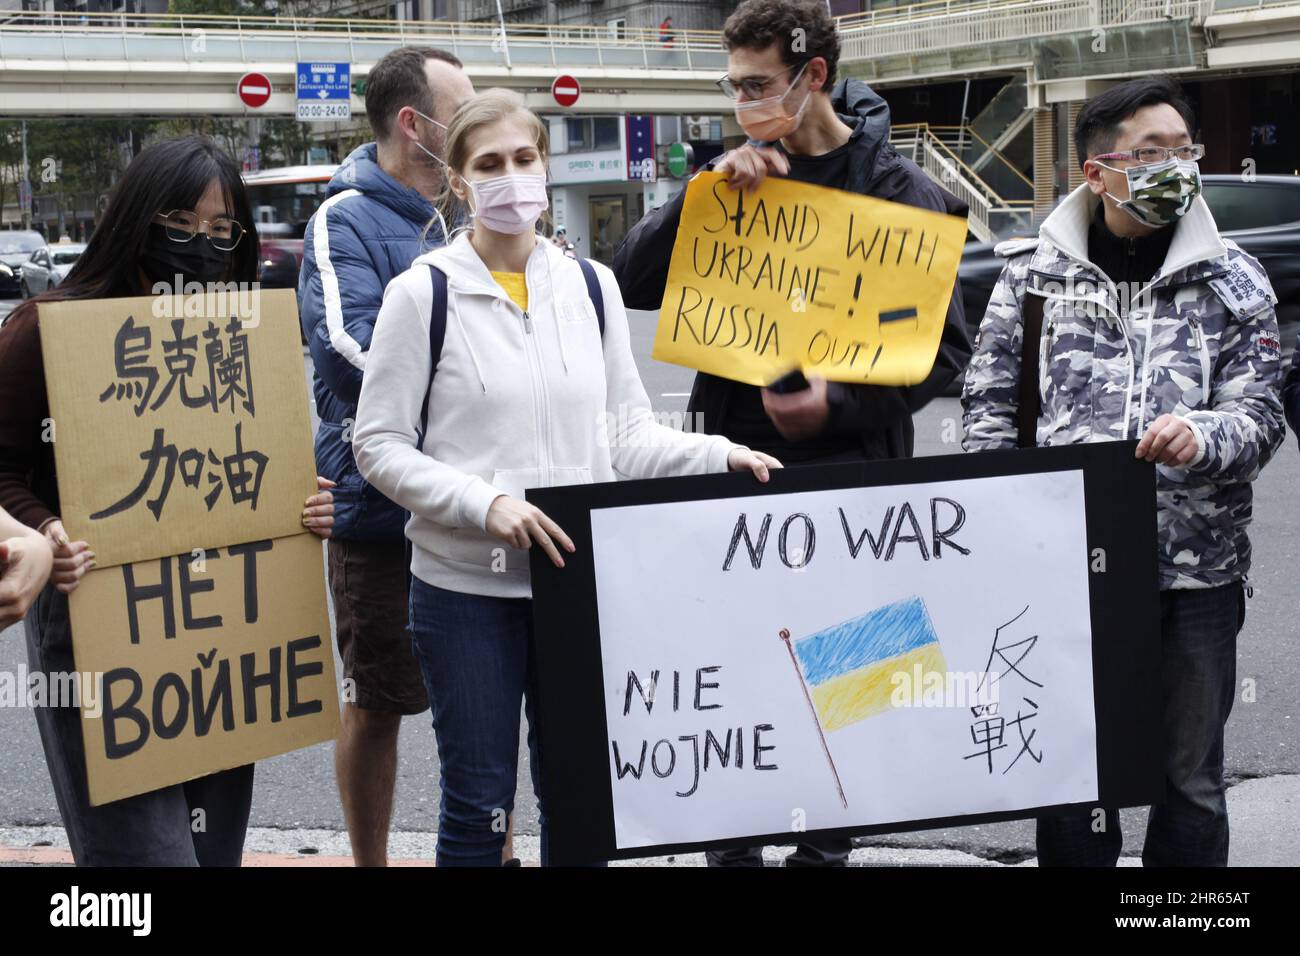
[1,118,162,229]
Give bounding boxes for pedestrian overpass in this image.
[2,1,1294,113]
[0,10,731,116]
[1,1,1297,241]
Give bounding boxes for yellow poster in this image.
[39,289,317,570]
[70,533,340,806]
[652,172,968,387]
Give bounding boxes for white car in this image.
[21,242,86,297]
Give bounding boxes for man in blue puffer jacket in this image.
[298,46,473,866]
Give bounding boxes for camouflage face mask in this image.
[1097,157,1201,229]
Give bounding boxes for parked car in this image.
[0,230,45,297]
[953,174,1300,392]
[257,236,302,290]
[19,242,86,297]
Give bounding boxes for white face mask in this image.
[411,108,448,168]
[463,172,550,235]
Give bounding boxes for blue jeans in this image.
[1036,581,1244,867]
[408,577,566,867]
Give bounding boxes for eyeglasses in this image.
[152,210,245,252]
[716,61,807,100]
[1092,144,1206,165]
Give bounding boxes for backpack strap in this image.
[415,263,448,451]
[576,257,606,336]
[1016,291,1046,449]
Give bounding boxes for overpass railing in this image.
[838,0,1217,60]
[0,10,728,71]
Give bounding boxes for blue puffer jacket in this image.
[298,142,446,541]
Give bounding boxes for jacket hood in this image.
[418,230,567,296]
[330,142,438,228]
[1035,183,1229,286]
[830,78,892,186]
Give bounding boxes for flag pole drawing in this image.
[780,627,847,809]
[783,596,949,806]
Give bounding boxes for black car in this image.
[953,174,1300,391]
[0,230,45,297]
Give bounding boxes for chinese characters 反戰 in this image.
[964,605,1045,775]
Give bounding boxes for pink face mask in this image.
[734,62,812,144]
[464,173,550,235]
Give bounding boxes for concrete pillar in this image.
[1032,106,1056,224]
[1065,100,1084,193]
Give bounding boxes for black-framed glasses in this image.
[716,61,807,100]
[1092,144,1206,165]
[152,209,245,252]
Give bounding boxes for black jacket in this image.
[1285,347,1300,449]
[612,78,971,462]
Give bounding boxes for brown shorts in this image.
[328,537,429,715]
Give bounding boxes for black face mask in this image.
[140,226,233,286]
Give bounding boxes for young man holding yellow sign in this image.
[613,0,971,866]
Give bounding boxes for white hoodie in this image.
[353,231,741,598]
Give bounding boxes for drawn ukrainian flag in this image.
[794,596,946,732]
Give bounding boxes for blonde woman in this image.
[353,89,780,866]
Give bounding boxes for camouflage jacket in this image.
[962,185,1285,590]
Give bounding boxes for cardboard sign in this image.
[527,443,1162,864]
[71,532,340,806]
[40,289,317,569]
[41,289,339,804]
[652,171,967,387]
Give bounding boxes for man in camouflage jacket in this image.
[962,76,1284,867]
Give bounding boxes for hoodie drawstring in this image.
[546,251,571,375]
[431,207,450,247]
[449,291,488,393]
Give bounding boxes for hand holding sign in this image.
[652,172,967,388]
[42,520,93,594]
[761,375,829,441]
[486,496,576,569]
[713,142,790,191]
[302,476,337,537]
[726,447,782,482]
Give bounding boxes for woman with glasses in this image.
[147,207,249,284]
[0,135,335,865]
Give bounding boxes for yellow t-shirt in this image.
[490,271,529,313]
